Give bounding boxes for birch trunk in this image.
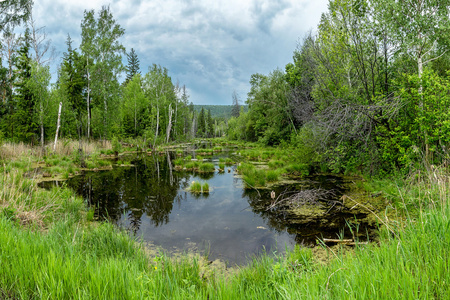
[53,102,62,152]
[40,101,44,154]
[166,103,173,143]
[87,66,91,140]
[153,105,159,148]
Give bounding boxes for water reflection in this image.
[40,154,374,264]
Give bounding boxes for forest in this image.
[2,0,449,176]
[227,0,450,175]
[0,2,225,150]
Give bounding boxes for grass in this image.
[190,181,202,193]
[225,158,234,166]
[266,170,280,182]
[198,162,215,173]
[202,182,209,193]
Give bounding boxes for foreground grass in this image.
[1,199,449,299]
[1,144,450,298]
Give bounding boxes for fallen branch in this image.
[322,238,368,246]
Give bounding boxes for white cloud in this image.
[31,0,328,105]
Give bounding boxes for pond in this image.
[40,151,377,265]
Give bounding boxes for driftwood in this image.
[323,238,368,246]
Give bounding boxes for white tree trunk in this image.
[87,67,91,140]
[53,102,63,152]
[40,101,44,153]
[153,105,159,148]
[166,103,173,143]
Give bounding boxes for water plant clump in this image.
[173,158,184,167]
[266,170,280,182]
[198,162,215,173]
[190,181,202,193]
[225,158,234,166]
[202,182,209,193]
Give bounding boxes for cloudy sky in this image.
[32,0,328,105]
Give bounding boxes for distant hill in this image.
[193,105,248,119]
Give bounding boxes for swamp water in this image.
[40,152,379,265]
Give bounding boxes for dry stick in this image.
[343,195,399,240]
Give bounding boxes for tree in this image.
[28,12,55,66]
[0,0,32,31]
[122,74,147,137]
[231,90,240,117]
[59,34,86,138]
[197,107,206,137]
[80,9,96,139]
[28,60,50,151]
[81,6,125,139]
[12,27,37,143]
[125,48,140,84]
[371,0,450,161]
[143,64,177,146]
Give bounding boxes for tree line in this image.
[0,1,222,149]
[228,0,450,174]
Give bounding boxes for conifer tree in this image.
[125,48,140,84]
[13,27,37,143]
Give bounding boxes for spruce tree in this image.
[13,27,37,143]
[125,48,140,84]
[197,108,205,137]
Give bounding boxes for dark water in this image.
[40,153,373,265]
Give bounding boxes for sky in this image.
[32,0,329,105]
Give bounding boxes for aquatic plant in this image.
[268,160,284,169]
[202,182,209,193]
[266,170,279,182]
[185,162,196,170]
[285,163,310,176]
[190,181,202,193]
[225,158,234,166]
[173,158,184,166]
[199,163,215,173]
